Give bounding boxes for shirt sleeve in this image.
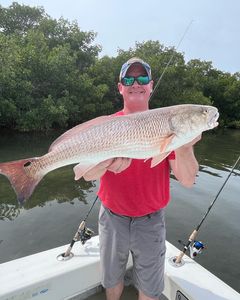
[168,151,175,160]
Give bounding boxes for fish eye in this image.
[202,108,208,114]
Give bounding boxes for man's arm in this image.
[169,135,201,187]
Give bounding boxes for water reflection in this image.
[0,204,21,220]
[22,169,96,209]
[0,167,96,219]
[199,165,222,177]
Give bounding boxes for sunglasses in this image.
[121,76,151,86]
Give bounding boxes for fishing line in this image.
[149,20,194,101]
[174,154,240,264]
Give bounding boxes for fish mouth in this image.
[208,110,219,129]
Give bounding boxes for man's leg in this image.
[131,209,166,300]
[106,282,124,300]
[98,205,130,299]
[138,290,158,300]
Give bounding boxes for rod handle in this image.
[79,220,86,231]
[189,229,198,241]
[175,229,198,264]
[175,251,185,264]
[63,245,72,257]
[63,221,86,257]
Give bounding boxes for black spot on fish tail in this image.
[24,161,32,167]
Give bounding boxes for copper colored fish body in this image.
[0,104,219,204]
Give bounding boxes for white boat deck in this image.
[86,285,168,299]
[87,286,137,300]
[0,236,239,300]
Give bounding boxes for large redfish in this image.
[0,104,219,204]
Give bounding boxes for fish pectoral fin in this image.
[160,134,175,153]
[73,163,97,180]
[73,162,108,181]
[151,152,171,168]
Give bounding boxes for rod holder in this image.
[57,252,74,261]
[168,256,185,267]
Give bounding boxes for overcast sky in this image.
[1,0,240,74]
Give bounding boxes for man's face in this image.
[118,63,153,112]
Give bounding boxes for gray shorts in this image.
[98,204,166,299]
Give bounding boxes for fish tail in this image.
[0,158,42,204]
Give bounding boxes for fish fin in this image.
[151,152,171,168]
[0,158,42,204]
[160,134,175,153]
[84,167,107,181]
[74,162,108,181]
[49,115,113,152]
[73,163,97,180]
[144,134,174,164]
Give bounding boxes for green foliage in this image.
[0,2,103,131]
[0,2,239,131]
[0,2,46,34]
[227,120,240,129]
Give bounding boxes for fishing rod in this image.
[59,195,98,259]
[60,21,194,259]
[173,154,240,265]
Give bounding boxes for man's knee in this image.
[106,282,124,300]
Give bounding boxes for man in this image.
[85,57,200,300]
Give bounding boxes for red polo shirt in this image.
[97,111,175,217]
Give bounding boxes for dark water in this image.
[0,129,240,292]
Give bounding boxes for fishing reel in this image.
[189,241,205,258]
[178,239,205,259]
[78,225,94,245]
[57,222,94,260]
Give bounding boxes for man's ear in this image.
[150,80,154,92]
[118,82,123,95]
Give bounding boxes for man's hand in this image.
[170,134,201,187]
[83,157,132,181]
